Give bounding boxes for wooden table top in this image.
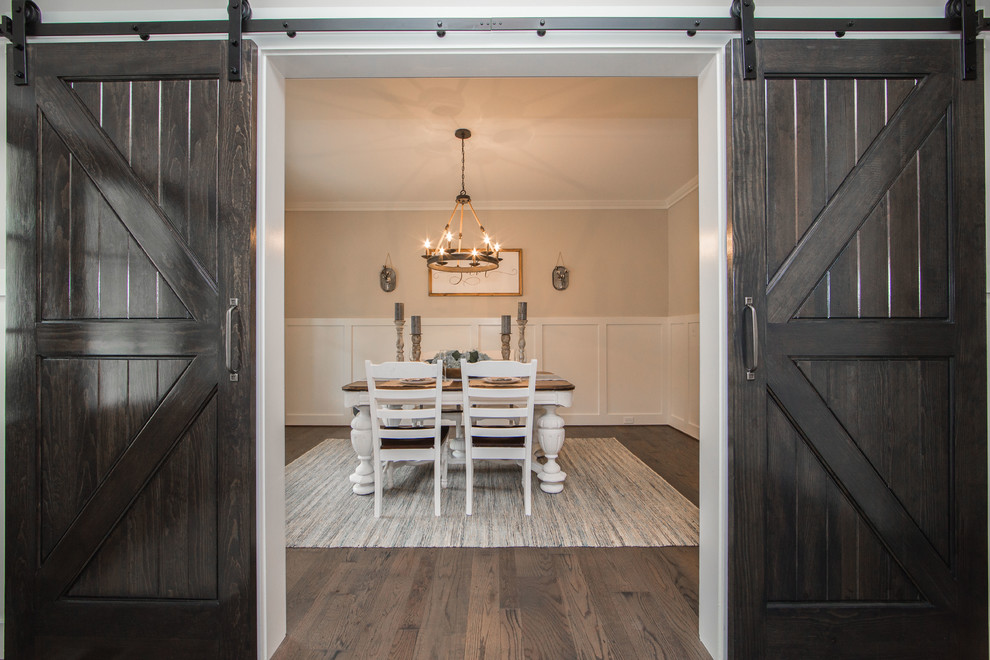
[342,373,575,392]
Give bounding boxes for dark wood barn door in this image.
[6,41,256,658]
[728,40,987,658]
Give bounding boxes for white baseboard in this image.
[286,413,350,426]
[563,414,666,426]
[668,414,700,440]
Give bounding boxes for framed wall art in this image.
[428,248,523,296]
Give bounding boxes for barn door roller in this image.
[946,0,983,80]
[228,0,251,81]
[731,0,757,80]
[5,0,41,85]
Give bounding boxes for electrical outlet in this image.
[623,416,635,424]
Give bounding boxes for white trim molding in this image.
[662,175,700,209]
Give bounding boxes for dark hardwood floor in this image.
[275,425,707,659]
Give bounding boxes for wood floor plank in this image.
[319,550,398,654]
[464,549,501,659]
[577,548,645,660]
[498,548,520,609]
[387,628,418,659]
[500,607,525,659]
[412,548,472,660]
[515,548,580,660]
[352,550,420,659]
[398,549,438,632]
[617,550,709,659]
[283,549,342,633]
[554,550,619,659]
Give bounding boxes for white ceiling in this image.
[284,77,699,211]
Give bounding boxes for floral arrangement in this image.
[427,349,491,369]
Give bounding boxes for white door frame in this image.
[252,30,731,660]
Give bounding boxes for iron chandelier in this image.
[422,129,501,273]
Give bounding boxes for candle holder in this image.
[517,319,527,362]
[394,319,405,361]
[411,332,422,361]
[500,333,511,360]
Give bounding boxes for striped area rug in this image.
[285,437,699,548]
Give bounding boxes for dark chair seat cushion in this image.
[470,435,526,448]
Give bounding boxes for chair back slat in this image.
[465,406,530,419]
[467,425,529,438]
[464,385,531,399]
[366,387,439,402]
[373,407,438,421]
[378,426,443,440]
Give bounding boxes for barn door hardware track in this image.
[2,1,986,84]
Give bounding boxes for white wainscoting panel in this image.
[285,315,700,436]
[351,324,399,375]
[285,322,345,426]
[668,315,701,438]
[540,322,601,420]
[606,323,665,422]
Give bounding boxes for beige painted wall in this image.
[667,188,700,316]
[285,208,671,318]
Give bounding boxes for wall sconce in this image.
[552,252,569,290]
[380,253,397,292]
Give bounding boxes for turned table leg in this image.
[349,405,375,495]
[536,405,566,493]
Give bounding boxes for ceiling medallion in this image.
[422,128,501,273]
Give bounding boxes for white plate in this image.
[399,377,434,385]
[482,376,521,384]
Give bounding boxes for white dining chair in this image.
[459,358,538,516]
[366,359,448,517]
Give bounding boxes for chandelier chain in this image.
[460,136,466,195]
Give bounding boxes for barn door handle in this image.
[744,296,758,380]
[226,298,240,382]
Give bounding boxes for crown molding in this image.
[285,199,672,213]
[662,176,700,209]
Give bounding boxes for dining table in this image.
[341,372,575,496]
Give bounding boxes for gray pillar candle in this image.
[394,302,404,321]
[501,314,511,334]
[517,301,527,320]
[411,315,421,335]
